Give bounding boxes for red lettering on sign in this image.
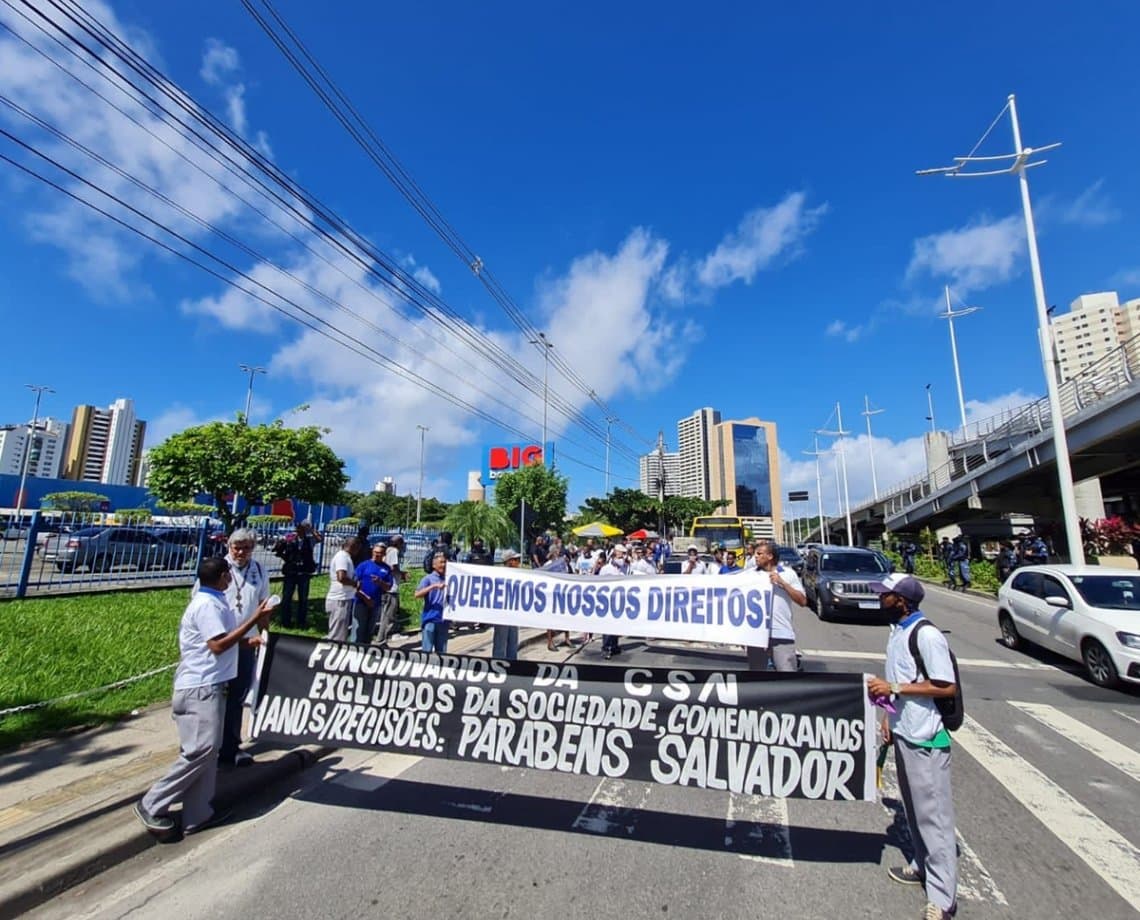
[521,445,543,466]
[489,447,510,471]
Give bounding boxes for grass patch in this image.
[0,575,425,751]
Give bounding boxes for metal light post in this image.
[416,424,429,525]
[529,333,554,451]
[15,384,53,519]
[803,436,826,544]
[604,414,618,494]
[925,384,937,433]
[862,395,884,501]
[918,94,1081,561]
[233,365,266,515]
[818,402,853,546]
[940,286,981,432]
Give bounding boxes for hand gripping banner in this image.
[253,634,877,801]
[443,562,778,647]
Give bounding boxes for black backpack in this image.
[908,620,964,732]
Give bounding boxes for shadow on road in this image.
[296,774,887,864]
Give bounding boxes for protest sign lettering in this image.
[253,634,877,801]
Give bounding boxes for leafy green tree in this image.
[147,420,348,534]
[495,463,568,539]
[115,507,153,524]
[578,488,657,534]
[41,491,110,512]
[443,501,515,549]
[661,496,722,534]
[351,490,451,529]
[158,501,216,517]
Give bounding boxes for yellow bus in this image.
[689,516,751,554]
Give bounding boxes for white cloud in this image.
[825,319,865,342]
[906,213,1025,295]
[963,389,1038,425]
[696,191,827,289]
[1053,179,1120,228]
[1111,267,1140,291]
[200,38,240,86]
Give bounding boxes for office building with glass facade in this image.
[709,418,781,540]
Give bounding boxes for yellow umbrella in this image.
[571,521,623,538]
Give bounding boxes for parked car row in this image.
[40,527,196,572]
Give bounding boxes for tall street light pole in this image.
[940,286,981,432]
[416,425,429,525]
[604,414,618,494]
[918,94,1081,561]
[803,436,826,544]
[925,384,937,433]
[529,333,554,453]
[15,384,53,519]
[818,402,853,546]
[233,365,266,515]
[862,395,885,501]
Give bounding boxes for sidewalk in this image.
[0,626,551,919]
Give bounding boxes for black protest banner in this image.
[252,634,877,801]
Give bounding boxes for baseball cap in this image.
[867,573,925,605]
[687,545,699,553]
[612,545,627,555]
[501,549,521,563]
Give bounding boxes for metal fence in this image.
[0,512,441,599]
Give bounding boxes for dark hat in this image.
[867,573,925,605]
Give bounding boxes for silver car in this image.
[42,527,190,573]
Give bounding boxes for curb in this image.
[0,744,334,920]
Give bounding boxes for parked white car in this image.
[996,564,1140,688]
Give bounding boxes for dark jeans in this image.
[220,645,255,764]
[602,633,620,654]
[280,572,313,628]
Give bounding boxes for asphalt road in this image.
[28,585,1140,919]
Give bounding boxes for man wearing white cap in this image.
[866,574,958,920]
[682,545,711,575]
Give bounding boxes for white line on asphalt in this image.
[878,762,1006,904]
[954,714,1140,910]
[572,778,652,835]
[801,649,1051,671]
[923,584,999,609]
[1009,701,1140,785]
[725,792,793,866]
[1114,709,1140,728]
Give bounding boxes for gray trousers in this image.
[326,597,353,642]
[492,625,519,660]
[746,642,797,672]
[377,593,399,644]
[142,683,225,830]
[895,737,958,912]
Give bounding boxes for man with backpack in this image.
[866,573,960,920]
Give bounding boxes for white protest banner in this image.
[442,562,773,648]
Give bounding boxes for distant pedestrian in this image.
[135,556,273,837]
[543,545,573,650]
[719,550,740,574]
[352,542,393,644]
[464,537,494,565]
[1024,534,1049,565]
[597,546,629,659]
[415,551,450,654]
[901,541,918,575]
[866,574,959,920]
[273,521,321,629]
[325,537,360,642]
[951,537,971,591]
[997,541,1017,583]
[382,535,407,644]
[630,545,658,575]
[682,545,711,575]
[938,537,956,589]
[493,550,522,660]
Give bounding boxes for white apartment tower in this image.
[639,451,682,498]
[0,417,69,479]
[677,408,721,499]
[1053,292,1140,381]
[62,398,147,486]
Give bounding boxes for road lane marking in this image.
[801,649,1051,671]
[572,778,652,835]
[1114,709,1140,728]
[1009,701,1140,785]
[955,714,1140,910]
[922,584,999,609]
[879,762,1006,904]
[725,792,793,866]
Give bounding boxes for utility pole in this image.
[656,430,666,538]
[818,403,853,546]
[925,384,937,433]
[918,94,1081,561]
[416,425,429,525]
[604,414,618,494]
[803,436,826,544]
[940,286,981,432]
[529,333,554,451]
[233,365,266,516]
[862,395,885,500]
[15,384,53,519]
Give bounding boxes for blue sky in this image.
[2,0,1138,516]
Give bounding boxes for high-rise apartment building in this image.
[639,451,682,497]
[708,418,782,540]
[62,398,147,486]
[676,408,721,499]
[0,417,69,479]
[1053,292,1140,381]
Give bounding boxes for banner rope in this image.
[0,663,176,717]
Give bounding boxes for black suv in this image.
[802,546,891,621]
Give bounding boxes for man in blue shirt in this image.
[415,551,449,654]
[352,542,393,645]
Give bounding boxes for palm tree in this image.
[443,501,516,550]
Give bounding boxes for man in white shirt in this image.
[380,535,406,645]
[681,545,711,575]
[597,545,629,659]
[747,539,806,672]
[629,545,657,575]
[326,537,360,642]
[136,556,272,836]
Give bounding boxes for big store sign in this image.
[483,442,550,482]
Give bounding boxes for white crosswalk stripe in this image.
[1010,701,1140,784]
[725,792,793,866]
[572,777,653,835]
[953,713,1140,910]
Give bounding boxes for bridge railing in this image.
[875,329,1140,519]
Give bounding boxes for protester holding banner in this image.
[747,540,806,672]
[597,545,629,659]
[415,551,450,654]
[136,556,272,837]
[865,574,959,920]
[492,550,522,659]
